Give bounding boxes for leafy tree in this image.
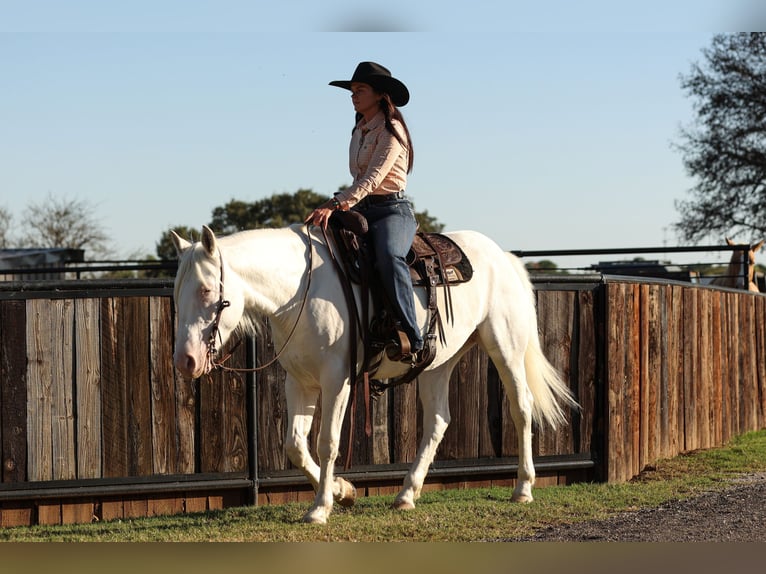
[205,188,445,235]
[155,225,200,261]
[0,206,11,248]
[209,189,327,234]
[412,205,445,233]
[674,33,766,243]
[20,193,112,258]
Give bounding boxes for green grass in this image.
[2,429,766,542]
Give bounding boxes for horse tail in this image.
[506,254,580,429]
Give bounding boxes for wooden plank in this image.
[757,297,766,430]
[223,339,248,473]
[200,335,247,473]
[123,498,149,519]
[645,285,662,468]
[667,286,683,458]
[479,360,503,458]
[606,283,626,483]
[682,288,698,452]
[710,291,723,448]
[441,344,481,460]
[741,296,757,434]
[101,297,129,477]
[75,299,102,479]
[658,285,670,460]
[371,386,391,465]
[184,495,208,514]
[720,292,733,445]
[51,298,76,480]
[200,364,225,473]
[638,284,650,471]
[626,284,641,479]
[0,300,28,483]
[392,377,418,463]
[26,298,53,482]
[255,318,288,472]
[460,345,483,459]
[61,501,95,525]
[697,290,711,450]
[0,502,33,527]
[101,500,124,522]
[37,502,62,525]
[175,370,197,475]
[148,496,184,518]
[123,297,153,476]
[536,291,575,456]
[149,296,177,475]
[576,289,597,456]
[727,292,740,441]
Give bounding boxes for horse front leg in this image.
[284,375,323,490]
[302,378,352,524]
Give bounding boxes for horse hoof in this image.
[335,478,357,508]
[511,493,534,503]
[302,506,329,524]
[392,498,415,511]
[301,510,328,525]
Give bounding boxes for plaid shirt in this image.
[335,111,409,207]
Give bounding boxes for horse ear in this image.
[753,239,765,252]
[725,237,735,246]
[170,230,192,255]
[201,225,217,256]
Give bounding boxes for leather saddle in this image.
[330,211,473,290]
[326,210,474,387]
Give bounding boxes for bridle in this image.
[204,224,314,374]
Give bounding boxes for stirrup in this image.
[385,329,411,361]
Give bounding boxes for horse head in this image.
[724,237,764,292]
[171,225,246,379]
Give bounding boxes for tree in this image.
[20,193,111,257]
[0,206,11,248]
[206,188,445,235]
[412,205,445,233]
[155,225,200,261]
[674,33,766,243]
[209,189,328,234]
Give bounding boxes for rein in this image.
[206,224,314,374]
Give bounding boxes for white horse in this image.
[171,224,578,524]
[710,237,764,292]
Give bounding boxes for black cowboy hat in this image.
[329,61,409,107]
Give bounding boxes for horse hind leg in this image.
[481,337,536,503]
[393,367,452,511]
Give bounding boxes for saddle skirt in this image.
[408,232,473,286]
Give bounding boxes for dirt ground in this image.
[511,472,766,542]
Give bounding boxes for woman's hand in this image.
[304,198,347,229]
[304,205,335,230]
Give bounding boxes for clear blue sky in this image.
[2,1,764,268]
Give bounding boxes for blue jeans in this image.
[356,195,423,352]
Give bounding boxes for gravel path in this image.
[511,472,766,542]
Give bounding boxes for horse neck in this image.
[220,227,309,322]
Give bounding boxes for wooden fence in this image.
[0,274,764,527]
